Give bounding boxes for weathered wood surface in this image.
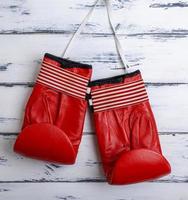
[0,35,188,83]
[0,182,188,200]
[0,0,188,35]
[0,0,188,199]
[0,134,187,183]
[0,85,188,133]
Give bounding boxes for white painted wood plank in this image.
[0,0,188,34]
[0,182,188,200]
[0,134,103,182]
[0,86,93,133]
[0,134,187,182]
[0,85,188,133]
[0,35,188,83]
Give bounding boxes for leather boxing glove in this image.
[14,53,92,164]
[89,70,171,184]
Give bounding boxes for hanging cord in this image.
[104,0,129,71]
[61,0,100,58]
[61,0,129,72]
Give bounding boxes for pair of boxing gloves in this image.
[14,53,171,185]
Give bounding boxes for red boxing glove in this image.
[14,53,92,164]
[90,70,171,185]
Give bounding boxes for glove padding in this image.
[14,53,92,164]
[90,70,171,184]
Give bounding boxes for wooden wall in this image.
[0,0,188,199]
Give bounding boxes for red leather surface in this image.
[91,72,171,184]
[14,54,92,164]
[14,123,75,164]
[111,149,171,184]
